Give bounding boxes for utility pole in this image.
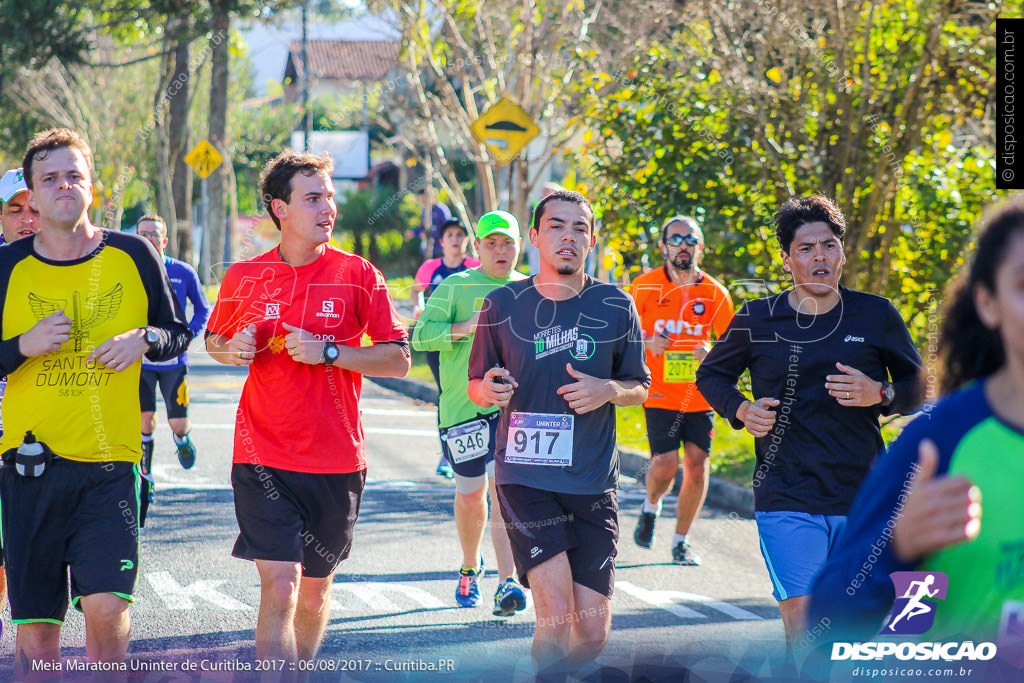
[301,1,312,152]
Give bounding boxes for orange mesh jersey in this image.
[630,266,734,412]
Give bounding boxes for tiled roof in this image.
[286,40,400,82]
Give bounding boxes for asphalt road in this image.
[0,344,793,682]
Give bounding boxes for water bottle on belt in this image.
[15,431,49,477]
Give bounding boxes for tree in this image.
[576,0,1000,345]
[368,0,677,235]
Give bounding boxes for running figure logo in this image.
[29,285,123,352]
[886,571,948,634]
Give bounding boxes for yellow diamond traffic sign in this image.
[470,97,540,166]
[184,140,223,179]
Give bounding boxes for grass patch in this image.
[407,350,437,384]
[616,405,755,486]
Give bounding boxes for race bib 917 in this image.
[505,412,574,466]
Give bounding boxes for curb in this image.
[367,375,755,519]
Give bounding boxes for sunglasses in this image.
[664,233,700,247]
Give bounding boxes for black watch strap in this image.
[323,342,340,366]
[880,381,895,407]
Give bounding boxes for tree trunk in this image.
[226,143,239,268]
[207,3,230,277]
[169,35,193,263]
[154,24,176,250]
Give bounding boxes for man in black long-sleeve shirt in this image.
[695,194,922,651]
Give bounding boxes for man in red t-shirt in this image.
[629,215,734,565]
[206,151,410,663]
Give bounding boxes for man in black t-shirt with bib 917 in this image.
[468,191,650,675]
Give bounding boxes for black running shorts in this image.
[139,366,190,419]
[440,411,500,479]
[231,463,366,578]
[0,459,141,623]
[643,407,714,455]
[496,484,619,598]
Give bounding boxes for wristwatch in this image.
[142,327,159,348]
[879,381,895,407]
[323,342,340,366]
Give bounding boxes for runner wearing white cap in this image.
[0,168,38,244]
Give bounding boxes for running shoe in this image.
[633,510,656,549]
[672,541,701,566]
[455,559,485,608]
[436,453,454,479]
[140,439,154,476]
[492,577,527,616]
[176,436,197,470]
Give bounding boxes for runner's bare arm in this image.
[205,325,256,366]
[468,367,517,408]
[335,341,411,377]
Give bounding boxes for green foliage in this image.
[575,0,1003,348]
[0,0,92,69]
[335,187,420,273]
[230,101,302,214]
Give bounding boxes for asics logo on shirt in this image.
[844,335,865,342]
[530,547,542,558]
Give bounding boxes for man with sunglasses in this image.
[629,216,734,565]
[136,214,211,480]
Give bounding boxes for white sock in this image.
[172,431,190,446]
[642,498,662,516]
[141,433,154,443]
[673,533,688,546]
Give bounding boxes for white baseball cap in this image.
[0,168,28,203]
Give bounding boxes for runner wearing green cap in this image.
[412,210,529,615]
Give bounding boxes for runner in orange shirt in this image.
[629,215,734,564]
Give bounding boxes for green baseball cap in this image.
[476,210,520,241]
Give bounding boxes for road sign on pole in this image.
[184,140,223,179]
[470,96,540,166]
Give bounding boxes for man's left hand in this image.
[86,328,149,372]
[282,322,324,365]
[826,362,883,407]
[557,363,613,414]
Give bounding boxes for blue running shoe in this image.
[492,577,527,616]
[436,453,454,479]
[176,436,197,470]
[455,559,484,607]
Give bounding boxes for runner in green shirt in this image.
[412,210,529,615]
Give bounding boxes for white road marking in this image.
[359,407,435,417]
[146,571,251,611]
[331,581,445,612]
[184,424,437,437]
[617,581,763,621]
[364,427,437,437]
